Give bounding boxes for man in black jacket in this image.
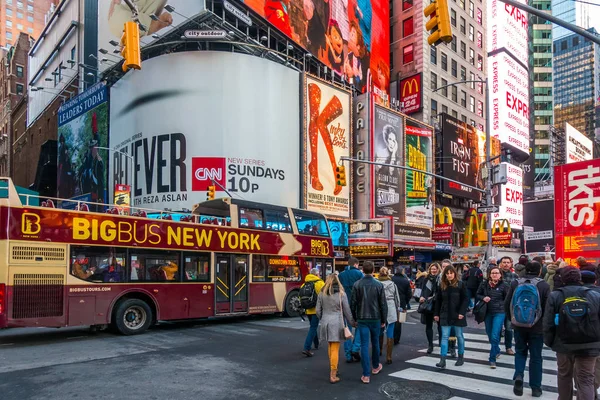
[392,266,412,345]
[465,261,483,311]
[505,261,550,397]
[350,261,388,384]
[544,267,600,400]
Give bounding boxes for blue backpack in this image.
[511,278,543,328]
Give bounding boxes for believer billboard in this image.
[109,52,300,210]
[239,0,389,96]
[304,75,352,218]
[373,106,403,218]
[566,122,593,163]
[57,83,108,207]
[405,119,433,228]
[441,114,500,201]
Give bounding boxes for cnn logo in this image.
[192,157,226,191]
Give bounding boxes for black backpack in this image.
[299,281,318,309]
[557,287,600,345]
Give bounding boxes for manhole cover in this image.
[379,380,453,400]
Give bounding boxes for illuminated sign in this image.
[487,0,528,62]
[433,207,453,242]
[565,123,593,164]
[399,74,422,114]
[492,163,523,230]
[349,245,391,257]
[394,223,431,240]
[492,219,512,246]
[464,208,488,247]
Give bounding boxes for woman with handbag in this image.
[316,273,356,383]
[475,266,509,369]
[434,265,469,369]
[377,267,401,364]
[419,263,441,354]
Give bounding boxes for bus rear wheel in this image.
[114,299,153,335]
[283,290,301,317]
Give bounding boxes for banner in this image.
[405,119,433,228]
[57,83,108,207]
[114,184,131,213]
[566,122,593,164]
[304,76,352,217]
[373,106,403,218]
[492,163,524,230]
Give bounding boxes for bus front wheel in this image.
[283,290,301,317]
[114,299,153,335]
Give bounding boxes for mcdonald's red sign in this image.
[399,73,422,114]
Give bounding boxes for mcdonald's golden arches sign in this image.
[492,219,512,246]
[399,73,422,115]
[464,208,488,247]
[433,207,453,242]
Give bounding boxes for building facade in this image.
[0,32,31,177]
[551,0,600,41]
[0,0,57,47]
[553,28,600,143]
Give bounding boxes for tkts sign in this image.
[399,73,422,114]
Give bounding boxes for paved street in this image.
[0,309,559,400]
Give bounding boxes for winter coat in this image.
[316,285,356,342]
[476,280,509,315]
[553,267,565,291]
[392,273,413,308]
[350,275,388,323]
[414,270,428,296]
[379,278,401,323]
[501,269,518,286]
[544,263,558,291]
[339,266,363,300]
[434,281,469,327]
[301,274,325,315]
[420,273,439,301]
[504,274,550,334]
[465,266,483,290]
[515,263,527,278]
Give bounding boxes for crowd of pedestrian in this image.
[300,254,600,399]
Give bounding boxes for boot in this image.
[455,354,464,366]
[448,338,457,358]
[436,356,446,369]
[386,338,394,364]
[426,343,434,354]
[379,335,384,356]
[329,369,340,384]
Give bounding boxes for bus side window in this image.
[252,255,267,282]
[265,210,292,232]
[183,253,210,282]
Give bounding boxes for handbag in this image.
[473,300,487,324]
[339,294,353,340]
[417,297,434,314]
[397,310,407,323]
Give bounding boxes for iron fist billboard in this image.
[304,76,351,218]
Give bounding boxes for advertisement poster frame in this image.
[404,118,434,228]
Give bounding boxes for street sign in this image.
[184,30,227,39]
[523,225,534,233]
[477,205,499,213]
[524,230,553,241]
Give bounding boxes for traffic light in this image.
[120,21,141,72]
[206,185,216,200]
[335,165,347,186]
[423,0,453,46]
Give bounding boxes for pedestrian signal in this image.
[423,0,453,46]
[336,165,347,186]
[206,185,216,200]
[121,21,141,72]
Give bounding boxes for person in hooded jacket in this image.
[544,262,558,291]
[302,268,325,357]
[377,267,401,364]
[419,263,442,354]
[392,266,412,345]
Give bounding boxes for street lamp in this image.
[93,146,135,205]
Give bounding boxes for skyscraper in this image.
[551,0,600,41]
[0,0,58,47]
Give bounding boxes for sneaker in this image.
[506,348,515,355]
[302,350,314,357]
[372,363,383,375]
[532,388,542,398]
[361,376,370,384]
[490,362,497,369]
[496,353,501,359]
[513,376,524,396]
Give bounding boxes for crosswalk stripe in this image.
[406,356,558,387]
[451,340,556,358]
[390,368,557,400]
[419,348,558,370]
[462,333,553,351]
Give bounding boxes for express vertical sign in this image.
[399,73,422,115]
[492,163,523,230]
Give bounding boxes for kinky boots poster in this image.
[304,76,351,218]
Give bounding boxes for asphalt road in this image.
[0,309,560,400]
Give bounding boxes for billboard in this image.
[399,73,422,115]
[441,114,501,201]
[304,75,352,217]
[98,1,206,72]
[523,199,554,253]
[353,93,372,219]
[238,0,389,95]
[566,122,593,163]
[57,83,108,206]
[405,119,433,228]
[487,0,528,63]
[109,51,300,210]
[373,106,403,218]
[492,163,523,230]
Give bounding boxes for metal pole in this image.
[484,78,493,262]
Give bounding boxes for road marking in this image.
[66,336,87,340]
[0,343,14,346]
[419,348,558,370]
[462,333,552,351]
[436,339,556,358]
[390,368,557,400]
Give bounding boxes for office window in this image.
[17,12,23,18]
[469,96,475,113]
[470,119,476,127]
[6,32,12,40]
[451,36,457,52]
[460,41,466,58]
[17,23,23,30]
[27,15,33,22]
[16,65,23,77]
[459,0,465,9]
[460,66,466,81]
[6,9,12,16]
[477,81,483,94]
[441,78,448,97]
[403,0,413,10]
[431,46,437,64]
[6,20,12,28]
[470,72,475,89]
[460,17,465,34]
[403,17,414,37]
[442,105,448,114]
[461,115,467,122]
[452,110,458,118]
[461,91,466,107]
[476,8,482,24]
[17,1,23,9]
[477,100,484,117]
[477,54,483,71]
[469,25,475,41]
[441,52,448,71]
[403,44,414,64]
[16,83,23,95]
[452,86,457,102]
[27,27,33,33]
[469,48,475,65]
[27,5,33,13]
[431,99,438,114]
[431,72,437,90]
[477,31,483,48]
[469,1,474,17]
[451,9,457,26]
[6,0,12,4]
[451,59,457,77]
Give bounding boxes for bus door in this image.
[215,254,249,314]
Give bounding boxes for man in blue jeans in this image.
[339,257,363,362]
[350,261,387,384]
[504,261,550,397]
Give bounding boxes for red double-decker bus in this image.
[0,179,333,335]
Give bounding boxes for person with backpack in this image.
[499,256,518,356]
[434,265,468,369]
[392,266,412,345]
[504,261,550,397]
[301,268,325,357]
[476,266,509,368]
[465,261,484,311]
[350,261,387,384]
[544,267,600,400]
[377,267,401,364]
[338,257,364,362]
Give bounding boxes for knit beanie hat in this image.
[561,267,581,285]
[581,270,596,284]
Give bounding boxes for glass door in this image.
[215,254,248,314]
